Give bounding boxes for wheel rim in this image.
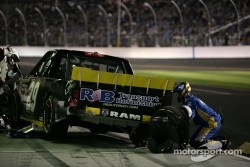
[44,97,53,133]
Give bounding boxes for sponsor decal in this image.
[116,92,160,107]
[101,108,109,117]
[30,81,40,112]
[80,88,114,103]
[18,80,40,112]
[109,111,141,120]
[86,107,100,116]
[86,107,141,121]
[80,88,161,108]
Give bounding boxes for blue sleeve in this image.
[185,95,196,119]
[189,96,221,124]
[195,97,216,116]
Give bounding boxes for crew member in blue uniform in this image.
[172,82,227,149]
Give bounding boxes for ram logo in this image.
[109,111,141,120]
[101,108,109,117]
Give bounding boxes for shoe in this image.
[190,140,208,149]
[221,139,231,150]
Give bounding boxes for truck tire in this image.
[129,124,148,146]
[147,106,179,152]
[147,137,173,153]
[5,89,22,129]
[44,96,68,138]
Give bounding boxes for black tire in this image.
[147,137,173,153]
[152,106,178,118]
[7,90,22,129]
[148,106,180,146]
[43,96,68,138]
[129,124,148,146]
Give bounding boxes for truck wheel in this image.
[148,106,179,150]
[7,90,22,129]
[129,124,148,146]
[147,137,173,153]
[44,96,68,138]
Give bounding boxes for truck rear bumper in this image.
[66,106,144,128]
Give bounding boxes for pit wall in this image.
[1,46,250,59]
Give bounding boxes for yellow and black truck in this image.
[15,49,175,145]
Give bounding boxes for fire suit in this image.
[184,93,222,148]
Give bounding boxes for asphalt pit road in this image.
[71,155,88,158]
[49,131,133,150]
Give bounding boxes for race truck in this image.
[15,49,175,145]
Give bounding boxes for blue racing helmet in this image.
[172,82,191,96]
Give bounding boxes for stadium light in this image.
[121,2,133,46]
[0,10,8,45]
[77,5,88,46]
[15,8,27,45]
[143,2,159,47]
[98,5,110,47]
[117,1,121,47]
[171,0,184,46]
[198,0,212,46]
[229,0,240,44]
[55,6,67,46]
[34,7,47,46]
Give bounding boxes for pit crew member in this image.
[0,46,21,128]
[172,82,228,149]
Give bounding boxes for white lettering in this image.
[119,113,128,119]
[129,114,141,120]
[109,111,141,120]
[110,111,119,117]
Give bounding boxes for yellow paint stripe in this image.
[71,67,175,90]
[20,116,44,127]
[239,142,250,154]
[86,106,101,116]
[195,126,211,142]
[142,115,151,122]
[197,109,217,128]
